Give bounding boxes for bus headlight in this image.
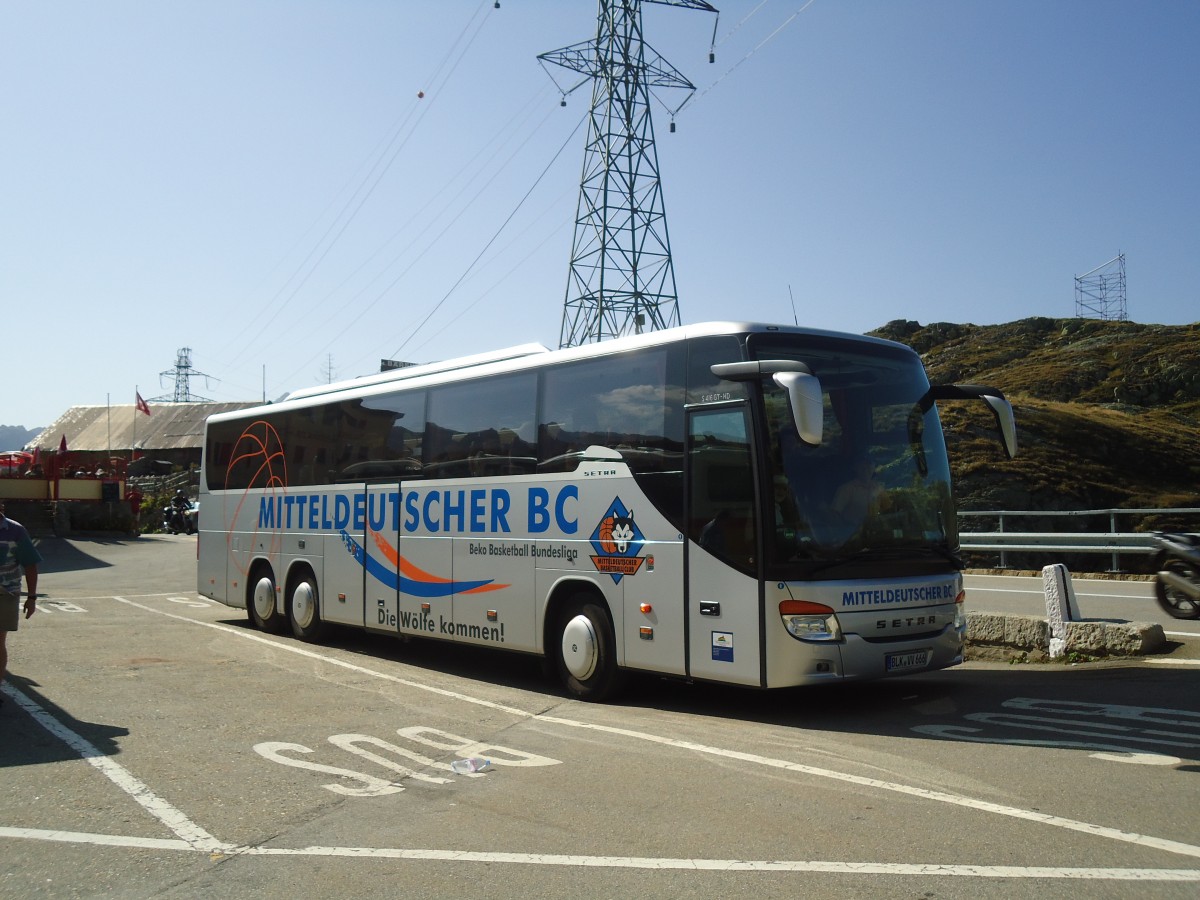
[779,600,842,642]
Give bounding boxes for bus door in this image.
[324,483,368,628]
[357,482,403,633]
[685,406,764,687]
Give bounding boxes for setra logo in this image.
[589,497,645,584]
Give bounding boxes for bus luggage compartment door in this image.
[323,484,368,628]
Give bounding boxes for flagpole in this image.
[107,393,111,460]
[133,385,138,463]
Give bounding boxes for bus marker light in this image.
[337,593,346,602]
[487,609,498,621]
[421,602,431,613]
[639,603,652,614]
[779,600,834,616]
[639,627,654,640]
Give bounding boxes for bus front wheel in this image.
[288,572,326,642]
[554,596,622,702]
[249,572,284,633]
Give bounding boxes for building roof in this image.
[27,402,259,453]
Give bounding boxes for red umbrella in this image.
[0,451,33,472]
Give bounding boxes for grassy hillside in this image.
[869,317,1200,515]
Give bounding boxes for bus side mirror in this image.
[711,360,824,447]
[981,393,1018,459]
[772,371,824,447]
[924,384,1018,460]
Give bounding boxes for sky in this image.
[3,0,1197,432]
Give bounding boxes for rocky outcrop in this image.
[869,317,1200,514]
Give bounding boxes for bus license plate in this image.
[886,650,930,672]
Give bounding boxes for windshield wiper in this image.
[806,542,962,575]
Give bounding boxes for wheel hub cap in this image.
[292,583,315,628]
[561,614,598,680]
[253,579,275,619]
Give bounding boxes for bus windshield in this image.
[751,335,958,577]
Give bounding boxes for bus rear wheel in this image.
[249,571,283,633]
[288,572,326,642]
[554,596,622,702]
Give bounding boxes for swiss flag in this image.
[135,392,151,416]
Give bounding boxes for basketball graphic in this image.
[598,515,618,554]
[225,420,288,575]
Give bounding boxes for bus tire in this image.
[554,595,623,702]
[287,571,326,642]
[249,570,284,633]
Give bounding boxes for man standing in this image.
[0,500,41,703]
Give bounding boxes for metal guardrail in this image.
[128,471,195,497]
[958,507,1200,571]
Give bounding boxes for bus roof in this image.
[281,342,552,403]
[209,321,908,424]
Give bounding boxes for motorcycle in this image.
[162,502,197,535]
[1153,532,1200,620]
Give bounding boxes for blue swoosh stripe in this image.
[341,531,495,598]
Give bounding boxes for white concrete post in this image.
[1043,563,1081,659]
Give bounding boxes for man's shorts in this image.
[0,588,19,632]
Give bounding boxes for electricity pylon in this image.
[152,347,212,402]
[540,0,717,348]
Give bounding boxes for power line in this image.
[685,0,820,111]
[387,111,589,360]
[219,1,500,373]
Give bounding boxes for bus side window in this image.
[538,348,677,469]
[349,390,427,482]
[538,347,685,528]
[426,374,537,479]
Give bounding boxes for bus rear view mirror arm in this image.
[710,360,824,447]
[922,384,1018,459]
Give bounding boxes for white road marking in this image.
[1145,658,1200,666]
[0,826,1197,880]
[969,586,1154,600]
[966,580,1159,605]
[0,682,232,853]
[103,595,1200,863]
[0,827,191,851]
[7,594,1198,880]
[912,724,1183,765]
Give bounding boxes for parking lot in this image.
[3,535,1200,898]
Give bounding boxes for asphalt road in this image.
[3,535,1200,898]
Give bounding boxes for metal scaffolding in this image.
[1075,253,1128,321]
